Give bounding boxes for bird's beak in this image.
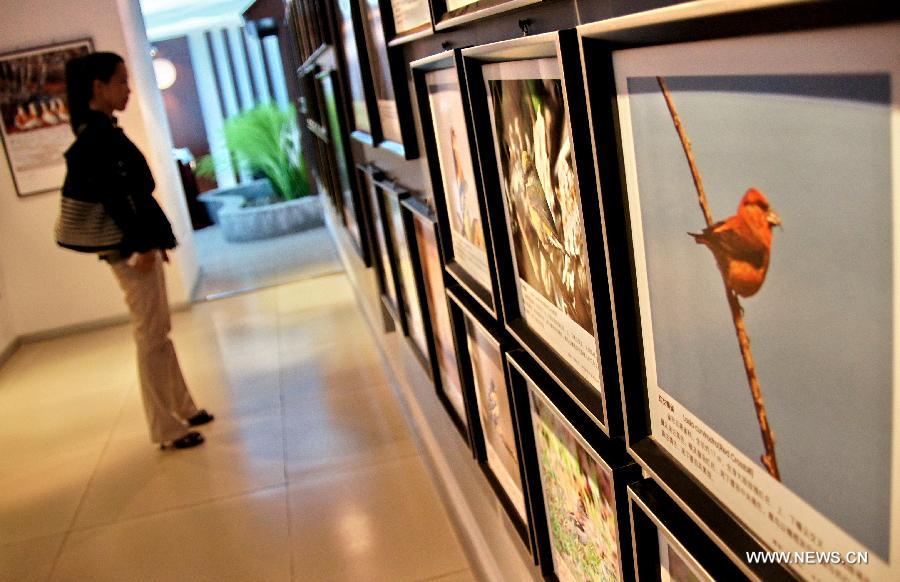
[767,209,783,230]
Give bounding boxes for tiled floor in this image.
[192,224,342,300]
[0,273,475,582]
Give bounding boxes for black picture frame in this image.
[447,287,531,549]
[580,3,898,580]
[506,349,640,582]
[358,0,419,159]
[298,58,324,126]
[331,0,383,145]
[398,196,442,374]
[430,0,541,32]
[299,56,348,221]
[375,176,433,358]
[402,197,472,444]
[0,38,93,197]
[386,0,434,46]
[411,49,504,321]
[628,479,750,582]
[316,64,372,266]
[357,164,408,335]
[357,163,404,330]
[462,31,624,438]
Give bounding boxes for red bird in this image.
[690,188,782,297]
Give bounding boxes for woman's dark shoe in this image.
[187,409,215,427]
[160,431,205,450]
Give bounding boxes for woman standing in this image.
[57,52,212,449]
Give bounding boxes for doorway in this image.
[142,0,340,300]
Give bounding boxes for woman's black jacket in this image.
[61,110,176,256]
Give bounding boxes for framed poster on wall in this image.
[411,50,502,319]
[462,32,624,437]
[448,288,530,545]
[0,39,92,197]
[581,5,899,580]
[359,0,419,158]
[317,67,371,265]
[333,0,381,144]
[298,61,344,218]
[397,196,440,375]
[507,350,639,582]
[358,163,403,329]
[379,178,431,363]
[402,197,472,442]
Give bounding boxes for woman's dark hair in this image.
[64,51,124,135]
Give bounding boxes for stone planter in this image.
[198,179,324,242]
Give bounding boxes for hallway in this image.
[0,274,474,582]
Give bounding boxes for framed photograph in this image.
[411,50,503,320]
[581,5,899,580]
[387,0,433,45]
[358,163,404,328]
[402,197,471,441]
[0,39,92,197]
[332,0,381,144]
[448,287,529,543]
[462,32,624,436]
[358,0,419,158]
[317,67,371,265]
[507,350,639,581]
[298,60,343,217]
[431,0,541,32]
[398,196,441,372]
[378,178,432,359]
[628,479,749,582]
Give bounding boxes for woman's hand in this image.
[128,251,157,273]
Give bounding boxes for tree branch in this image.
[656,76,780,481]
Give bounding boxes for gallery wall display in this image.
[628,479,749,582]
[0,39,92,197]
[507,350,639,582]
[411,50,503,320]
[387,0,433,45]
[448,287,530,544]
[430,0,541,31]
[581,6,900,581]
[358,0,419,158]
[462,31,624,437]
[402,196,472,441]
[291,1,900,581]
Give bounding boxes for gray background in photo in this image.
[627,74,891,557]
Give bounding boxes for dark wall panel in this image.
[155,36,209,160]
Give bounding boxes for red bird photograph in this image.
[690,188,782,297]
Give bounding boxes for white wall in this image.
[0,0,198,338]
[0,262,14,355]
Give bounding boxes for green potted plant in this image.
[196,103,311,201]
[195,104,323,242]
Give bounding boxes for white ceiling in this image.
[140,0,255,40]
